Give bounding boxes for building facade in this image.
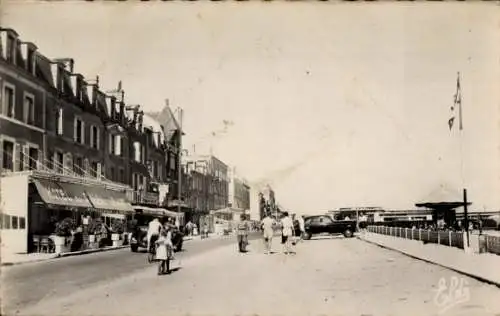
[1,28,45,174]
[228,167,250,213]
[183,154,229,212]
[0,27,185,254]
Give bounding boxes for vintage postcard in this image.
[0,1,499,316]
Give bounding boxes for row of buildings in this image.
[0,26,253,254]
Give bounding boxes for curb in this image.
[57,245,128,258]
[1,245,128,267]
[357,236,500,289]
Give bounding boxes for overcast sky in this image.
[3,2,499,213]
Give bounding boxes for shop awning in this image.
[33,179,93,208]
[85,186,134,213]
[134,206,181,218]
[33,179,134,213]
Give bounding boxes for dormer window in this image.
[6,35,15,63]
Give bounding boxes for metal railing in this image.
[485,235,500,255]
[367,225,465,250]
[367,225,500,255]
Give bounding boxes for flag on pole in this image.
[449,72,463,131]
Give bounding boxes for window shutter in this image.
[22,145,29,171]
[96,127,100,150]
[73,118,77,142]
[64,153,73,175]
[115,135,121,156]
[141,146,146,163]
[81,121,85,144]
[134,142,140,162]
[109,133,113,154]
[120,136,125,157]
[37,149,42,171]
[58,109,63,135]
[14,143,22,172]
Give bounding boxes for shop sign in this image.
[47,187,88,204]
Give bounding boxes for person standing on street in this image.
[236,214,250,253]
[297,214,305,242]
[261,213,275,254]
[280,212,294,254]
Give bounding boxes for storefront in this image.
[1,171,134,254]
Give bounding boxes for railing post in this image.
[419,229,422,241]
[405,228,408,239]
[428,229,430,241]
[438,231,441,245]
[449,231,452,247]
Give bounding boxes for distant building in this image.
[228,167,250,213]
[183,154,229,211]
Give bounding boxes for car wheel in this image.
[131,245,138,252]
[344,229,353,238]
[303,232,312,240]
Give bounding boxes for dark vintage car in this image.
[300,215,357,239]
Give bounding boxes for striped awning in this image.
[33,178,134,214]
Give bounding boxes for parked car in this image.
[302,215,357,239]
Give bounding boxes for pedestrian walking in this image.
[155,228,173,275]
[147,217,162,252]
[236,214,250,253]
[261,213,275,254]
[280,212,294,254]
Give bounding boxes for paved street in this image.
[1,233,260,315]
[8,236,500,316]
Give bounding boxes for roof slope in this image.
[146,105,181,141]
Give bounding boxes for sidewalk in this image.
[1,245,128,266]
[359,232,500,287]
[1,233,238,266]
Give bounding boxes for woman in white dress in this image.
[155,228,173,275]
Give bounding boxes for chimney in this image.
[110,97,116,119]
[132,107,138,124]
[138,111,144,131]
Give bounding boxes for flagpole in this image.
[457,71,469,247]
